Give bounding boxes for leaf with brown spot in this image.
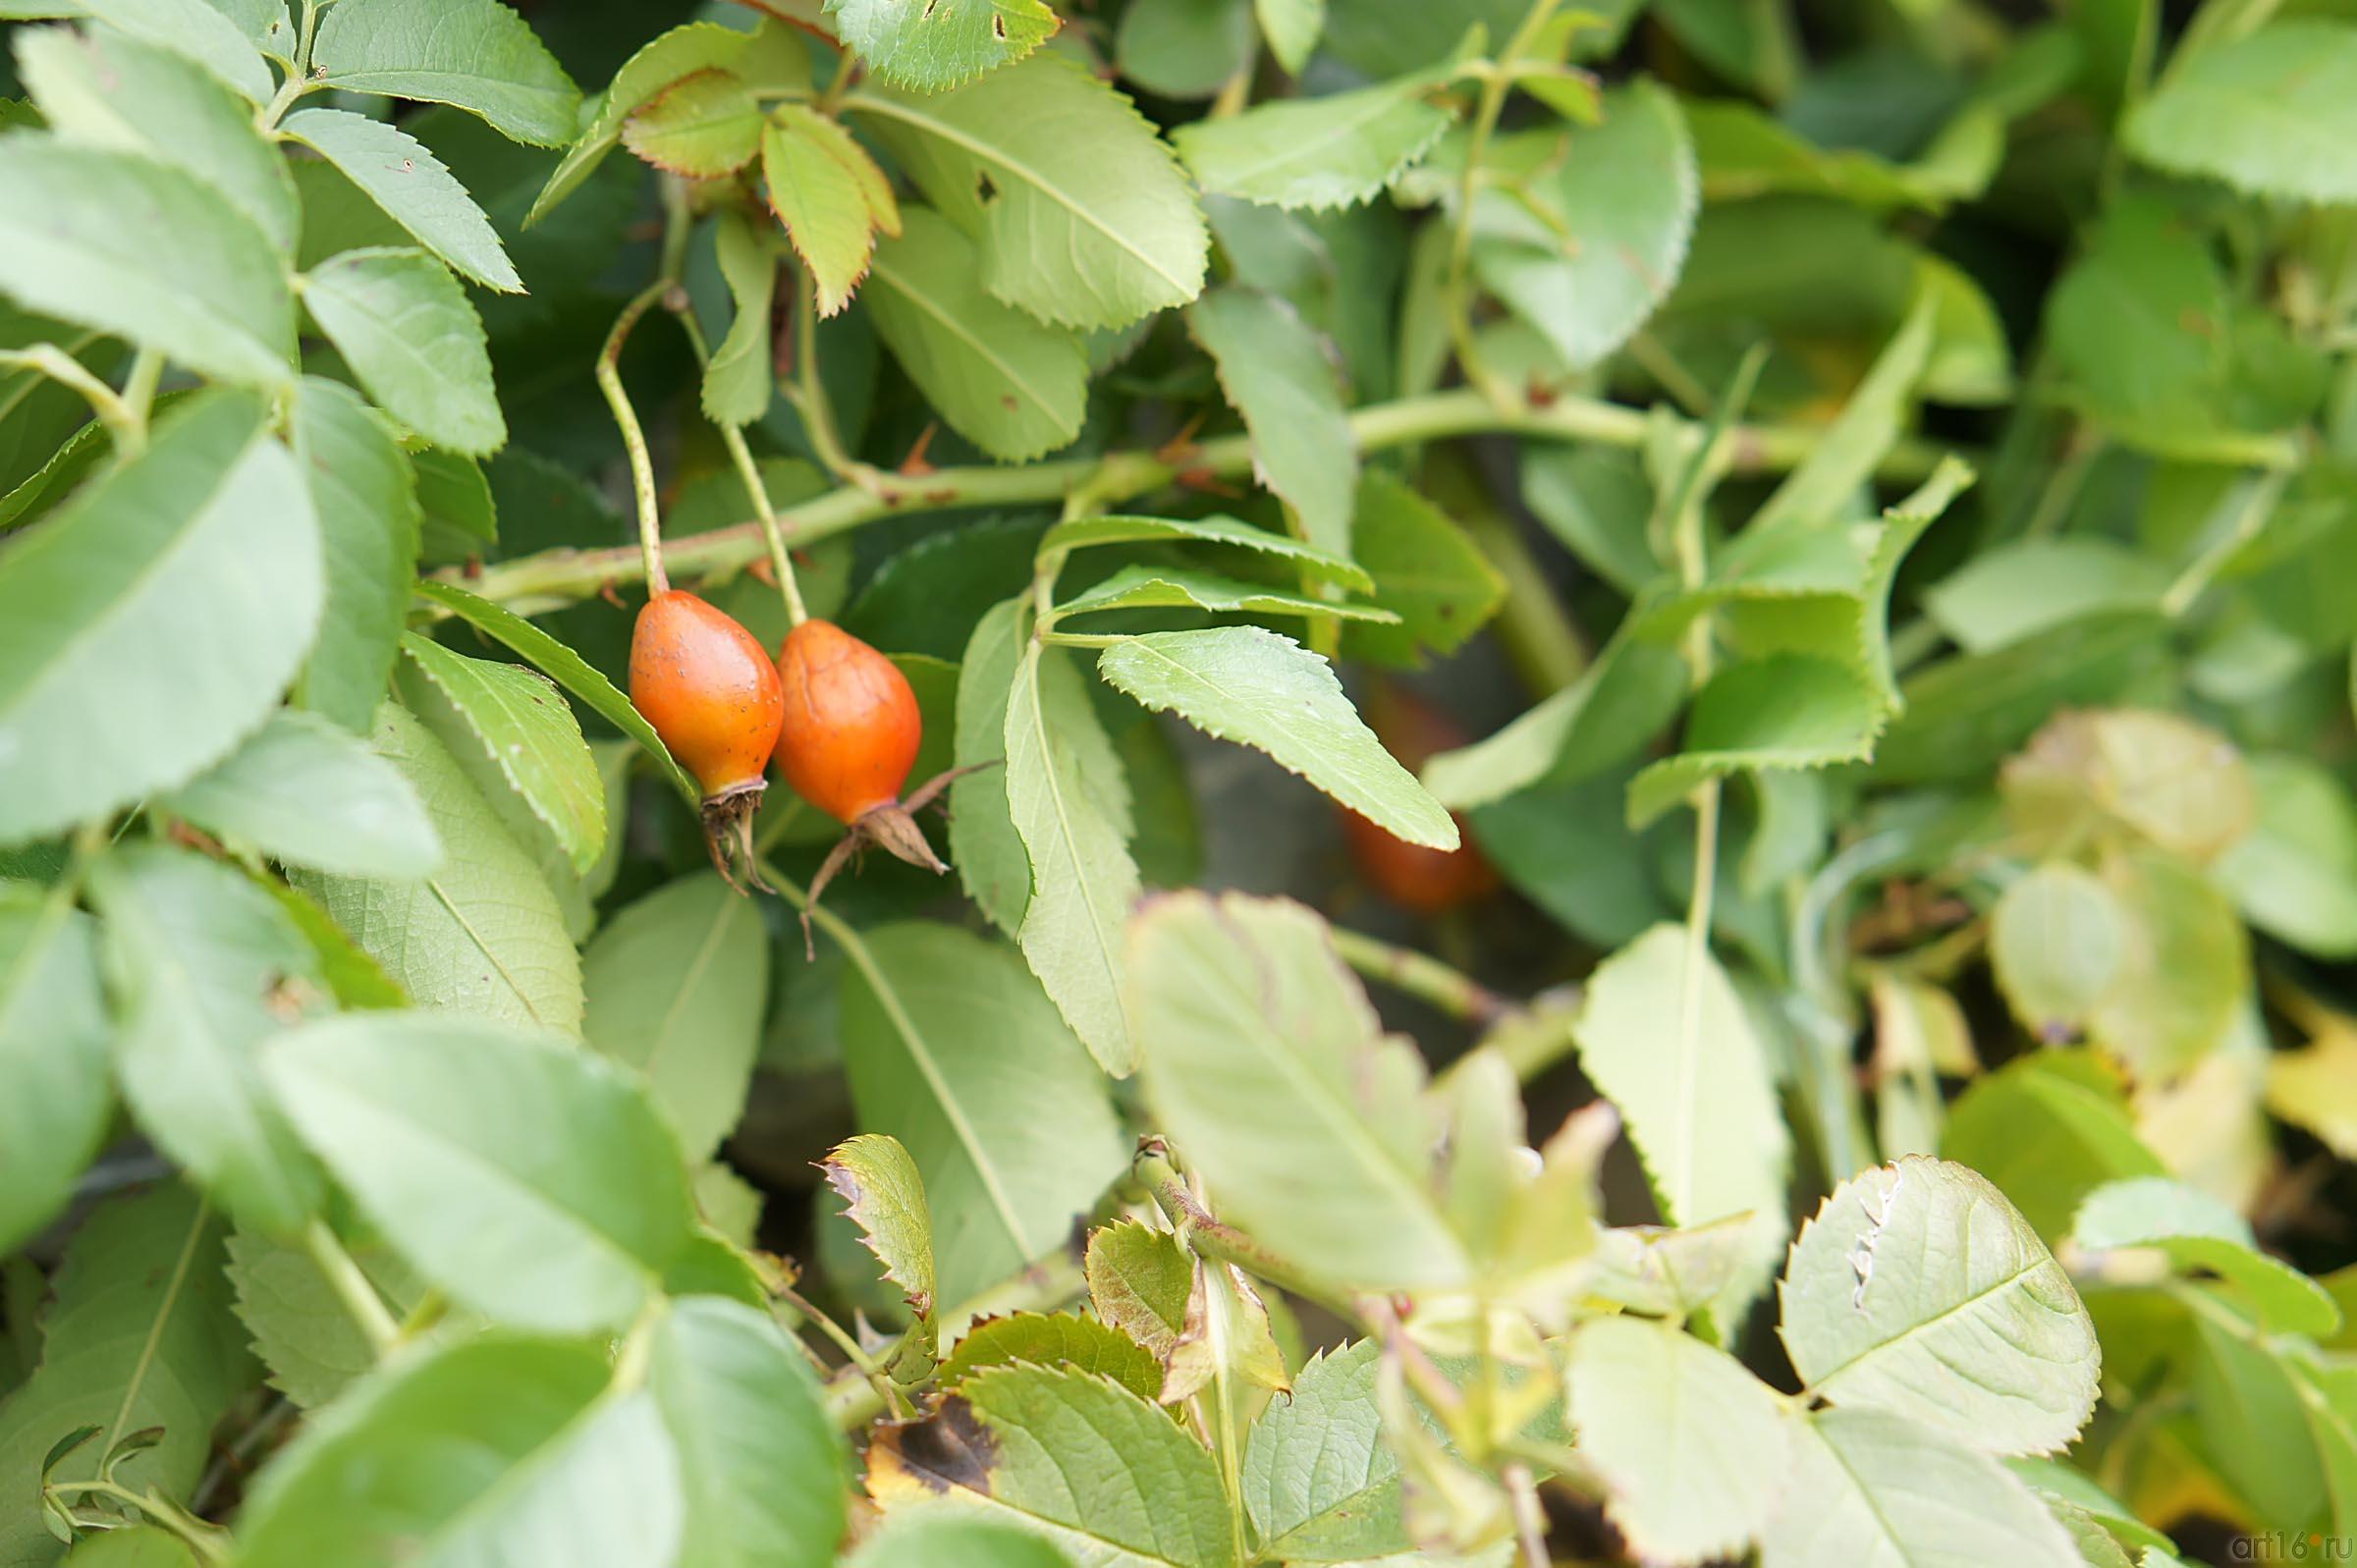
[824,1132,938,1319]
[865,1363,1238,1567]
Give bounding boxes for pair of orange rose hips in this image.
[630,589,949,935]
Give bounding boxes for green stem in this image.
[436,388,1959,617]
[1329,927,1510,1025]
[0,346,144,455]
[1134,1152,1352,1315]
[120,349,163,436]
[2160,466,2289,617]
[1505,1462,1551,1568]
[1444,0,1564,409]
[669,298,809,625]
[302,1219,400,1356]
[45,1481,230,1564]
[257,2,322,133]
[789,267,867,491]
[598,280,678,598]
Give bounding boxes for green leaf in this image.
[852,54,1209,330]
[301,247,504,456]
[236,1333,683,1568]
[1571,923,1787,1312]
[704,208,781,426]
[582,872,767,1162]
[1468,81,1696,366]
[396,632,605,875]
[1685,97,1967,213]
[2216,754,2357,958]
[1583,1217,1762,1317]
[527,21,762,224]
[1254,0,1323,72]
[1341,470,1507,667]
[76,0,274,101]
[1923,538,2168,655]
[2043,199,2276,460]
[864,207,1087,461]
[850,1514,1078,1568]
[310,0,581,146]
[2124,21,2357,202]
[1781,1157,2100,1456]
[1989,863,2128,1041]
[941,1311,1164,1402]
[291,702,583,1031]
[0,886,111,1255]
[292,379,418,732]
[1131,891,1469,1291]
[89,843,329,1234]
[279,107,521,292]
[2073,1175,2337,1336]
[1760,1407,2083,1568]
[838,921,1129,1305]
[1242,1338,1410,1560]
[1188,286,1356,554]
[262,876,407,1009]
[1086,1218,1193,1362]
[262,1011,697,1333]
[826,0,1058,91]
[1040,512,1372,590]
[18,27,298,250]
[0,392,319,846]
[0,1186,252,1568]
[1174,65,1455,210]
[823,1131,939,1319]
[1421,634,1690,810]
[1872,613,2168,786]
[222,1225,436,1409]
[1005,638,1143,1074]
[1116,0,1255,100]
[412,579,699,808]
[650,1296,846,1568]
[1942,1053,2165,1242]
[163,708,439,878]
[866,1362,1237,1568]
[1746,296,1937,542]
[411,447,495,562]
[1053,563,1395,624]
[951,597,1033,934]
[1098,626,1458,849]
[0,141,295,387]
[1565,1315,1789,1565]
[1625,653,1882,829]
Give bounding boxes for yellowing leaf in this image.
[623,67,762,177]
[822,1132,938,1319]
[762,105,895,316]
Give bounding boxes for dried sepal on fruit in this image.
[630,588,785,892]
[773,618,992,952]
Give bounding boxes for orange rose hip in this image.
[630,588,784,890]
[772,619,922,824]
[772,619,995,953]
